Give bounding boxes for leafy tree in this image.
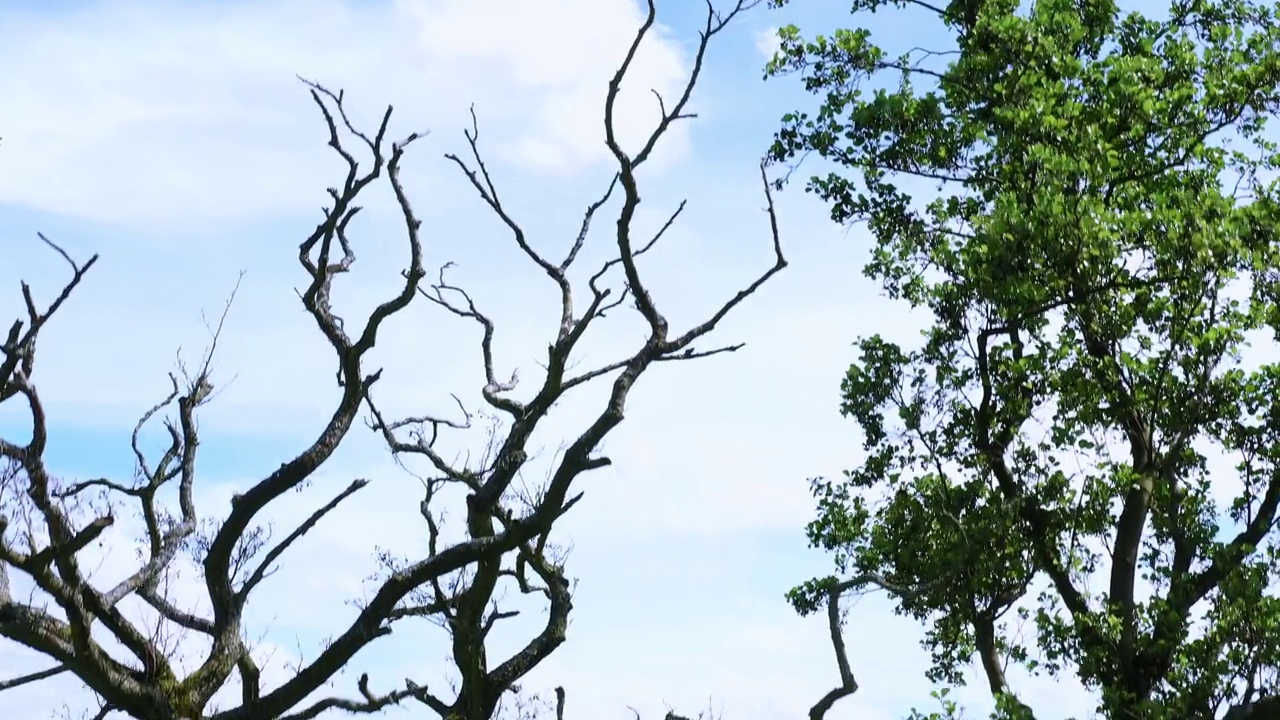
[766,0,1280,718]
[0,2,780,718]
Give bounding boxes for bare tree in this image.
[0,1,779,718]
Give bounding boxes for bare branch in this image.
[416,263,523,417]
[0,663,68,691]
[0,233,98,405]
[4,3,783,717]
[240,478,370,597]
[2,80,436,719]
[277,673,447,720]
[660,161,786,355]
[138,583,216,636]
[562,174,620,274]
[802,499,980,719]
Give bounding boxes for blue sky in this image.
[0,0,1152,718]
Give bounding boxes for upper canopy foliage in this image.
[766,0,1280,717]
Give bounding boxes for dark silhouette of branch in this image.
[0,82,436,719]
[357,1,783,718]
[0,663,67,691]
[1,2,782,718]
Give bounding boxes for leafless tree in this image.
[0,1,781,718]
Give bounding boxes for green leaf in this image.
[773,0,1280,716]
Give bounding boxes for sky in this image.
[0,0,1186,718]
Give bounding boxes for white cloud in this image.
[754,26,783,61]
[396,0,692,174]
[0,0,691,229]
[0,1,1114,720]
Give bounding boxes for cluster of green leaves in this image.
[767,0,1280,717]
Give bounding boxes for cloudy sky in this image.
[0,0,1117,718]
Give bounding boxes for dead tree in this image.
[0,1,780,718]
[363,2,779,718]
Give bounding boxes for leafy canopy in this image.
[766,0,1280,717]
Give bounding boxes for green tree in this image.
[766,0,1280,718]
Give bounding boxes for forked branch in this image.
[363,1,785,718]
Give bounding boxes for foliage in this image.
[767,0,1280,717]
